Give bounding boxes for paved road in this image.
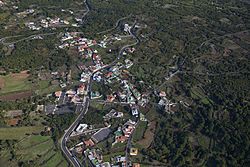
[97,14,132,35]
[0,32,56,45]
[125,121,139,167]
[82,0,90,21]
[60,96,90,167]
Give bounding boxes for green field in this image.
[0,135,68,167]
[103,151,125,162]
[36,80,61,95]
[132,121,147,142]
[0,74,32,95]
[190,87,212,105]
[0,126,44,140]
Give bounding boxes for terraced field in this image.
[0,135,68,167]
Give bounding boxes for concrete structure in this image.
[76,124,88,133]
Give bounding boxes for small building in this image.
[159,91,166,97]
[54,91,62,98]
[116,136,127,143]
[124,23,130,32]
[106,95,116,102]
[133,163,140,167]
[6,118,20,126]
[104,109,123,119]
[84,139,95,147]
[115,156,126,163]
[158,99,166,106]
[100,162,111,167]
[75,146,83,154]
[131,107,139,117]
[130,148,138,156]
[76,124,88,133]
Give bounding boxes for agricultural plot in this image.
[190,86,213,105]
[136,121,156,149]
[132,121,147,142]
[0,135,68,167]
[0,72,31,95]
[0,126,44,140]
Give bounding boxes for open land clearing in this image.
[0,126,44,140]
[0,135,68,167]
[0,71,31,95]
[137,121,156,148]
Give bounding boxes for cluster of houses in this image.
[113,120,136,145]
[44,84,87,115]
[103,109,124,120]
[69,108,142,167]
[25,16,79,30]
[14,5,82,30]
[88,57,149,107]
[104,77,148,107]
[59,32,106,82]
[158,91,178,114]
[16,8,35,17]
[59,32,97,49]
[58,32,149,108]
[84,148,140,167]
[55,85,87,103]
[84,149,110,167]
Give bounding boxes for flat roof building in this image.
[91,127,111,143]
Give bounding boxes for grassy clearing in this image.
[132,121,147,142]
[16,137,53,161]
[197,134,210,149]
[16,135,51,149]
[191,87,212,105]
[0,126,44,140]
[43,152,66,167]
[36,80,61,95]
[0,134,68,166]
[0,73,32,95]
[136,121,156,148]
[103,151,125,162]
[0,12,10,22]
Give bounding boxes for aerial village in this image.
[0,1,179,166]
[40,22,179,167]
[1,2,84,31]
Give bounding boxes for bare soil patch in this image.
[137,121,157,148]
[0,91,32,101]
[10,71,29,80]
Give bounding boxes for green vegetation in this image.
[18,0,83,9]
[0,135,68,167]
[0,126,44,140]
[132,121,147,142]
[0,73,32,95]
[103,151,125,162]
[82,0,250,166]
[190,87,212,105]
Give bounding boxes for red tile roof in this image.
[84,139,95,147]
